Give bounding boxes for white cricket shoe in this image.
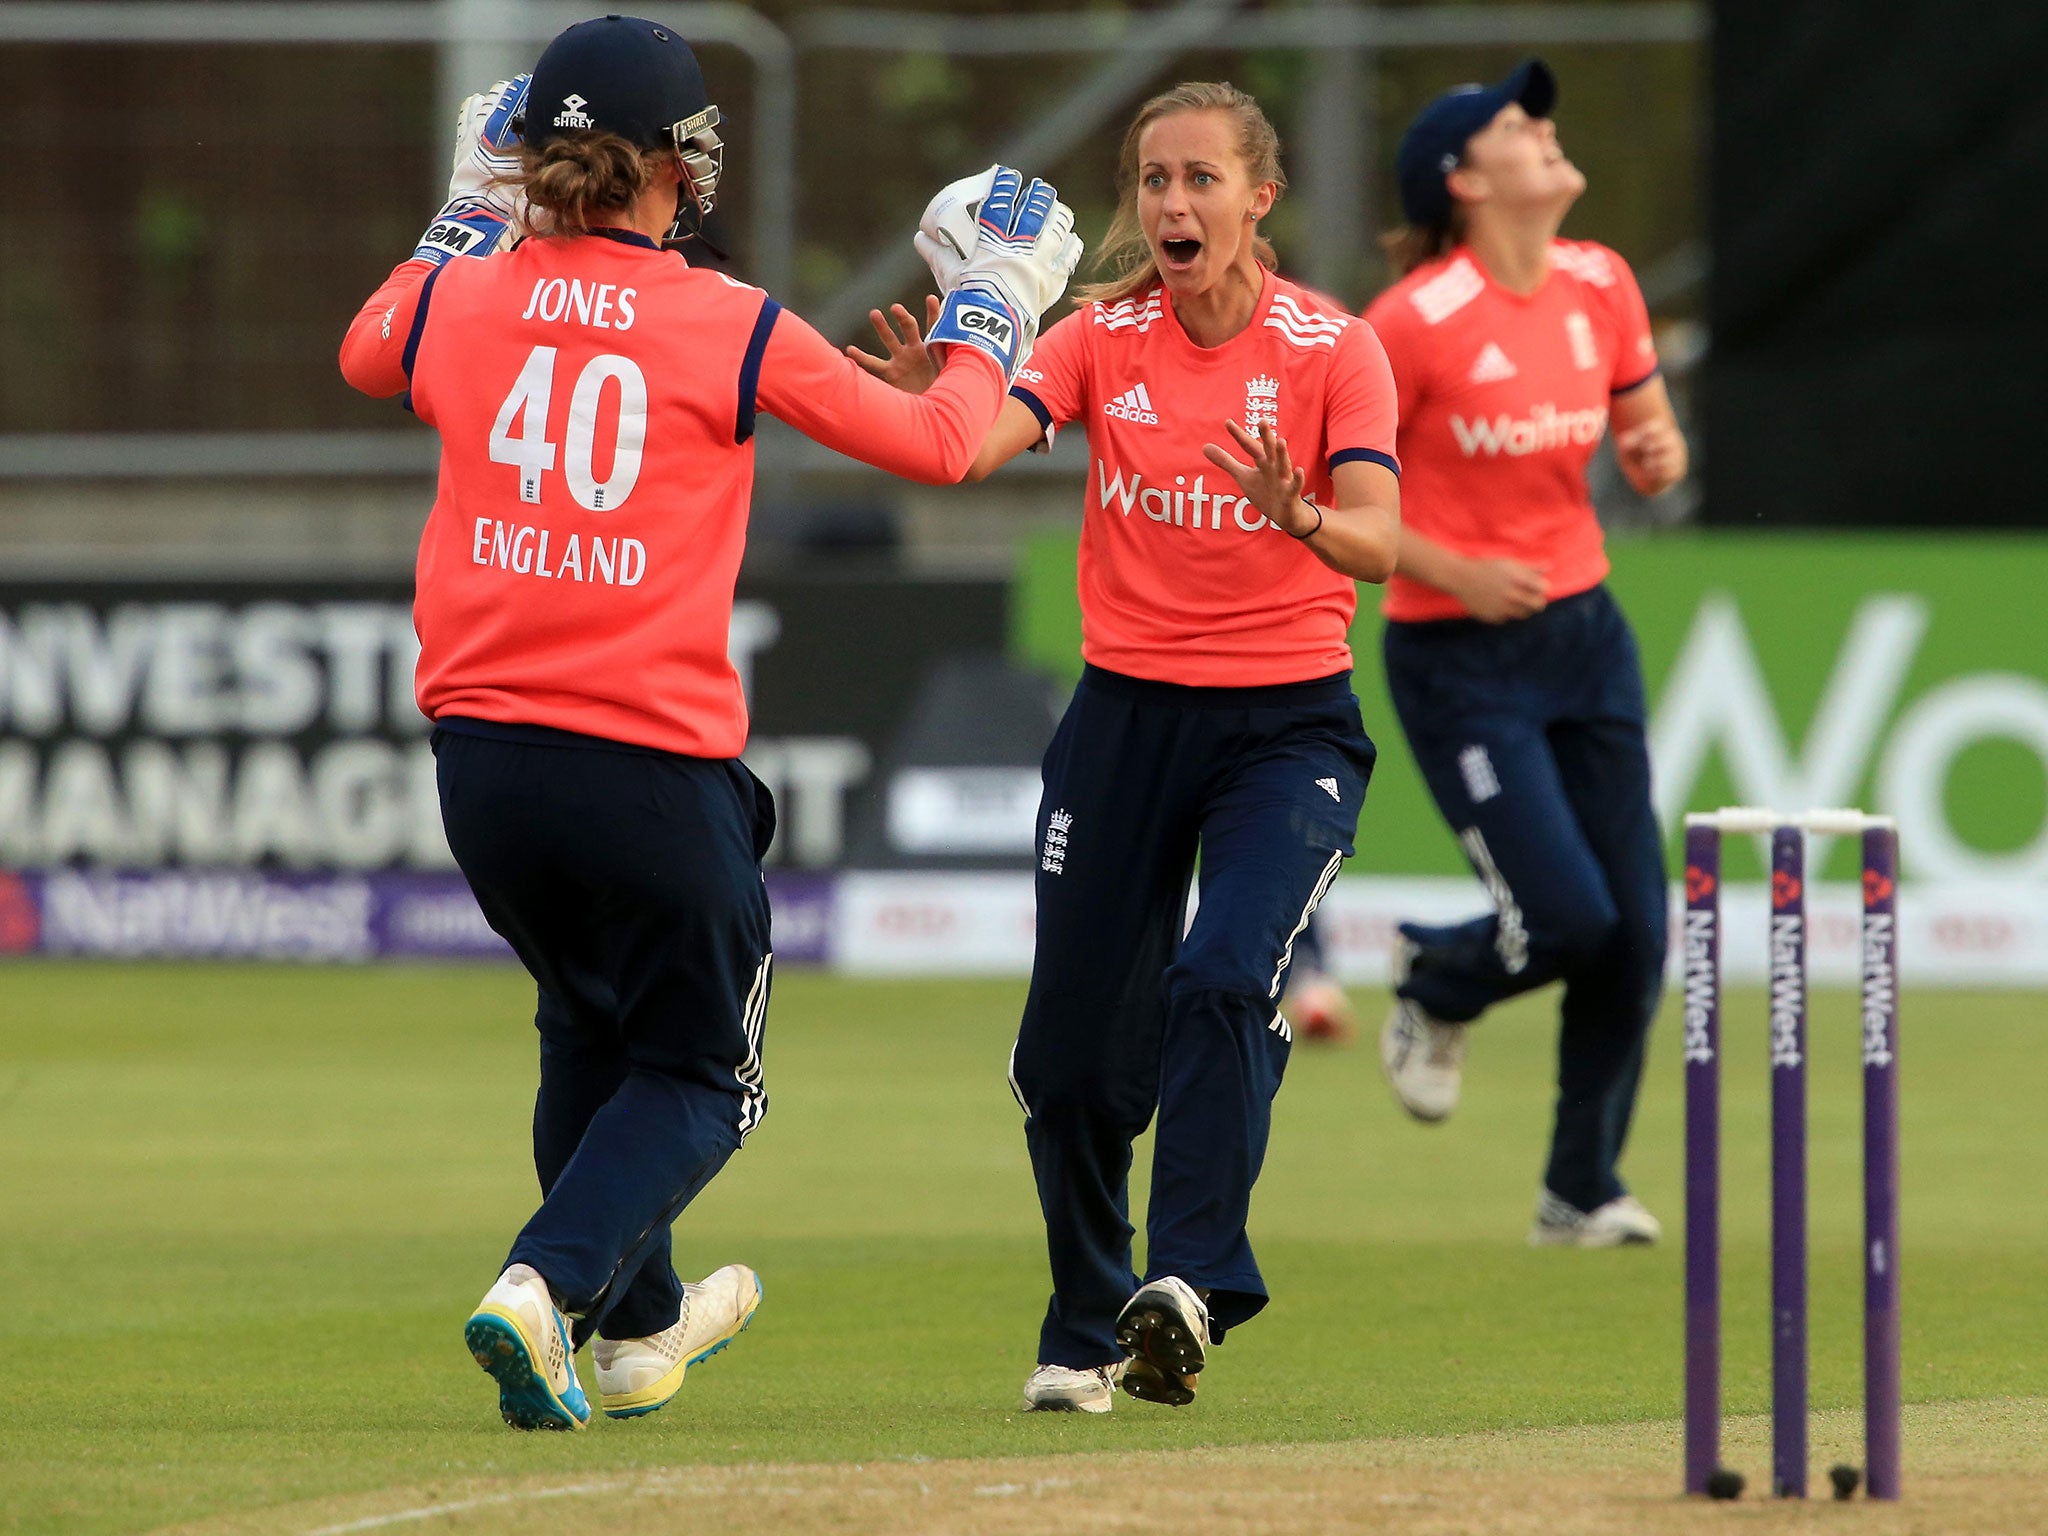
[1021,1362,1122,1413]
[464,1263,591,1431]
[1528,1190,1663,1248]
[593,1263,762,1419]
[1115,1276,1210,1407]
[1380,996,1467,1123]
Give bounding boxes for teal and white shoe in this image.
[464,1263,591,1431]
[593,1264,761,1419]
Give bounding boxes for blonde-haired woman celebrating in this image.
[862,81,1400,1413]
[1364,60,1688,1246]
[342,14,1078,1431]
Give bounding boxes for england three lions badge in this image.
[1244,374,1280,432]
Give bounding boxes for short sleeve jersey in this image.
[1364,240,1658,622]
[1013,268,1399,686]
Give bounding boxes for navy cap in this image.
[1395,58,1557,228]
[522,14,715,151]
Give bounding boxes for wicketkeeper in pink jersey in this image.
[1363,60,1689,1246]
[858,82,1402,1413]
[341,14,1080,1430]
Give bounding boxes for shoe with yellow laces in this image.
[592,1264,762,1419]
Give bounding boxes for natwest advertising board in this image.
[823,871,2048,987]
[0,575,1016,878]
[0,575,1016,959]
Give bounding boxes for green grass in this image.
[0,965,2041,1534]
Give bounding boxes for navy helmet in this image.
[1394,58,1556,229]
[520,14,725,218]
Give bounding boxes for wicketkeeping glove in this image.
[412,75,531,267]
[923,165,1084,381]
[913,166,996,295]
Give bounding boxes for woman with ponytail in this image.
[340,15,1079,1432]
[858,80,1401,1415]
[1363,61,1687,1248]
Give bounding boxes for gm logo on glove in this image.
[930,289,1026,377]
[956,306,1016,348]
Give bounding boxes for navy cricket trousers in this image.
[1381,585,1666,1213]
[433,720,774,1344]
[1013,666,1375,1369]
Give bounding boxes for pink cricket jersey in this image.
[1365,239,1659,623]
[1015,268,1399,687]
[340,231,1003,757]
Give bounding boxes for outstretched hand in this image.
[448,75,530,222]
[1203,421,1316,536]
[415,76,531,266]
[919,163,1082,381]
[847,296,943,394]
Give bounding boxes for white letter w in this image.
[1097,461,1142,517]
[1651,593,1927,838]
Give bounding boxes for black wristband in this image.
[1290,503,1323,540]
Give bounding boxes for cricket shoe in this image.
[593,1263,762,1419]
[464,1263,590,1431]
[1021,1361,1123,1413]
[1287,973,1356,1044]
[1528,1190,1663,1248]
[1379,995,1467,1123]
[1115,1276,1210,1407]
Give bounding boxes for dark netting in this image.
[1704,0,2048,527]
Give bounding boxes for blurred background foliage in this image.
[0,0,1699,434]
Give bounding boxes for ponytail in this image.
[1380,199,1467,276]
[511,133,660,238]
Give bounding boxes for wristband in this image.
[1290,502,1324,540]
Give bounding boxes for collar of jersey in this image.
[1453,242,1556,306]
[585,227,663,251]
[1159,263,1277,362]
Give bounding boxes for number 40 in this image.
[488,344,647,511]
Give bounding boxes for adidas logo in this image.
[1468,342,1518,383]
[1315,777,1341,802]
[1104,382,1160,424]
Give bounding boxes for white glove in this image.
[914,166,996,295]
[923,165,1084,381]
[447,74,529,218]
[413,76,530,267]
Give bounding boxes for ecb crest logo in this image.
[1244,374,1279,432]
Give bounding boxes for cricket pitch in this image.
[155,1397,2045,1536]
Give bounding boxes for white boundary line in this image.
[300,1468,948,1534]
[304,1478,631,1536]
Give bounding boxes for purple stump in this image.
[1682,821,1722,1495]
[1769,825,1809,1498]
[1862,823,1903,1499]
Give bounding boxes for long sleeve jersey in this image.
[341,228,1004,756]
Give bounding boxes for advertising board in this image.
[1009,532,2048,984]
